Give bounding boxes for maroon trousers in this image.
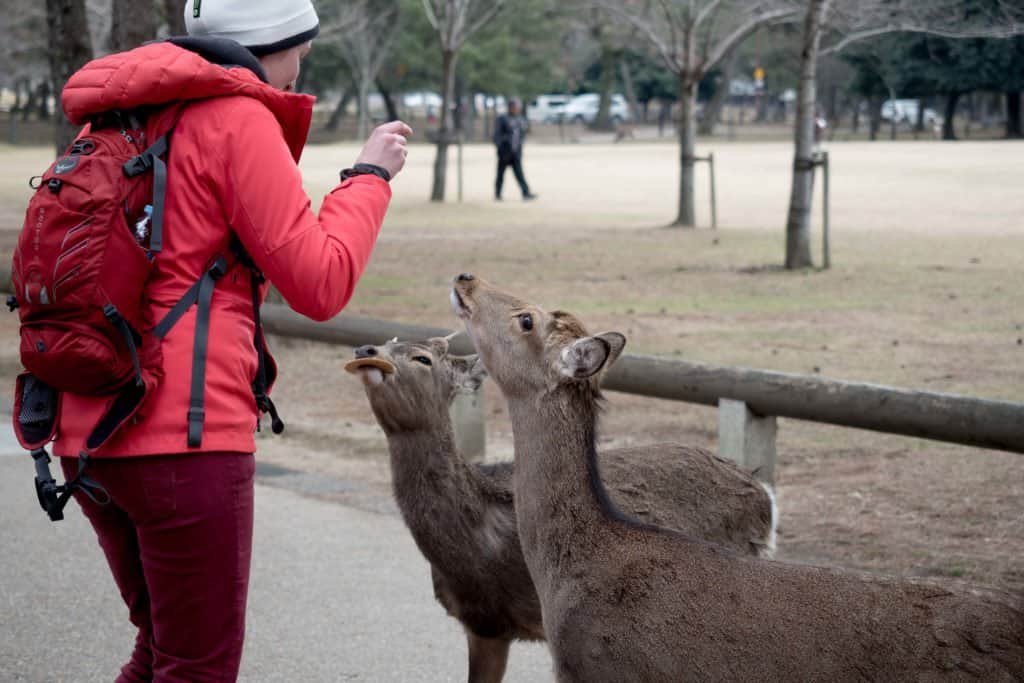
[63,452,255,683]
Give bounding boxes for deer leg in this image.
[466,631,511,683]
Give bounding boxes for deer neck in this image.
[507,384,611,589]
[385,422,489,568]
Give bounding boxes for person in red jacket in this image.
[51,1,411,680]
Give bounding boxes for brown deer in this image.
[345,336,776,683]
[451,273,1024,682]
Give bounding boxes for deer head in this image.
[450,273,625,401]
[345,336,486,434]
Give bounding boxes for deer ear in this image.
[594,331,626,368]
[449,354,488,392]
[559,332,626,380]
[427,336,450,357]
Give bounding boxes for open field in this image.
[0,137,1022,591]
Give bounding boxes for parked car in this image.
[881,99,941,125]
[527,94,570,123]
[561,93,632,125]
[401,91,443,118]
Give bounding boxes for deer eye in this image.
[412,355,432,366]
[518,313,534,331]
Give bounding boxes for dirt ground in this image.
[0,137,1021,592]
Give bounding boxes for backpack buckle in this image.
[209,257,229,281]
[31,448,64,521]
[102,303,121,324]
[123,153,153,178]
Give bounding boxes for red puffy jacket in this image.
[52,41,390,458]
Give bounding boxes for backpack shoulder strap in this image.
[122,103,189,255]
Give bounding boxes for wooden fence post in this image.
[450,383,486,462]
[718,398,777,485]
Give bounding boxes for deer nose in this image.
[354,345,378,358]
[456,273,475,282]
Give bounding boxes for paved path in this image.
[0,425,553,682]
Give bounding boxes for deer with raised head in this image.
[345,335,776,683]
[450,272,1024,682]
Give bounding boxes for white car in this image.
[527,94,570,123]
[881,99,941,126]
[562,93,632,125]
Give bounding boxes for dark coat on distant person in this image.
[493,112,528,161]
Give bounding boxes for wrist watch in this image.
[340,163,391,183]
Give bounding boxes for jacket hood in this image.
[61,37,313,161]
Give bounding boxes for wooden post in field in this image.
[717,398,777,485]
[450,384,486,462]
[457,134,464,203]
[692,153,718,229]
[820,150,830,269]
[708,152,718,229]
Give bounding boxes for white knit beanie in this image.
[184,0,319,56]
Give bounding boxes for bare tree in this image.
[85,0,112,57]
[0,0,49,116]
[163,0,186,35]
[332,0,400,141]
[601,0,802,227]
[564,3,644,131]
[46,0,93,155]
[110,0,157,52]
[784,0,829,269]
[784,0,1024,268]
[422,0,505,202]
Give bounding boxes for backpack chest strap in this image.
[152,256,229,447]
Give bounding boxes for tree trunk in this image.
[869,96,883,140]
[46,0,93,156]
[698,46,739,136]
[35,82,51,120]
[620,60,641,125]
[914,97,926,134]
[12,77,26,116]
[430,48,457,202]
[888,86,897,140]
[356,74,371,141]
[942,92,960,140]
[23,83,39,122]
[1006,91,1022,139]
[325,89,352,132]
[377,78,399,121]
[111,0,157,51]
[658,99,671,136]
[674,76,698,228]
[591,46,617,131]
[164,0,186,35]
[784,0,829,270]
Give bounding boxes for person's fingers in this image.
[392,134,408,146]
[377,120,413,137]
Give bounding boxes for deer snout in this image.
[455,273,475,282]
[355,345,378,358]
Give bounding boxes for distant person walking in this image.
[493,98,536,201]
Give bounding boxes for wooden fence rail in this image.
[3,259,1021,480]
[258,304,1024,479]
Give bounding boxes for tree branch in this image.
[421,0,440,31]
[821,21,1024,56]
[704,7,799,69]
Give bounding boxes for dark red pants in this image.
[63,452,255,683]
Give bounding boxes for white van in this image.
[527,94,570,123]
[562,93,632,125]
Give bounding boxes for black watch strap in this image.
[340,163,391,183]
